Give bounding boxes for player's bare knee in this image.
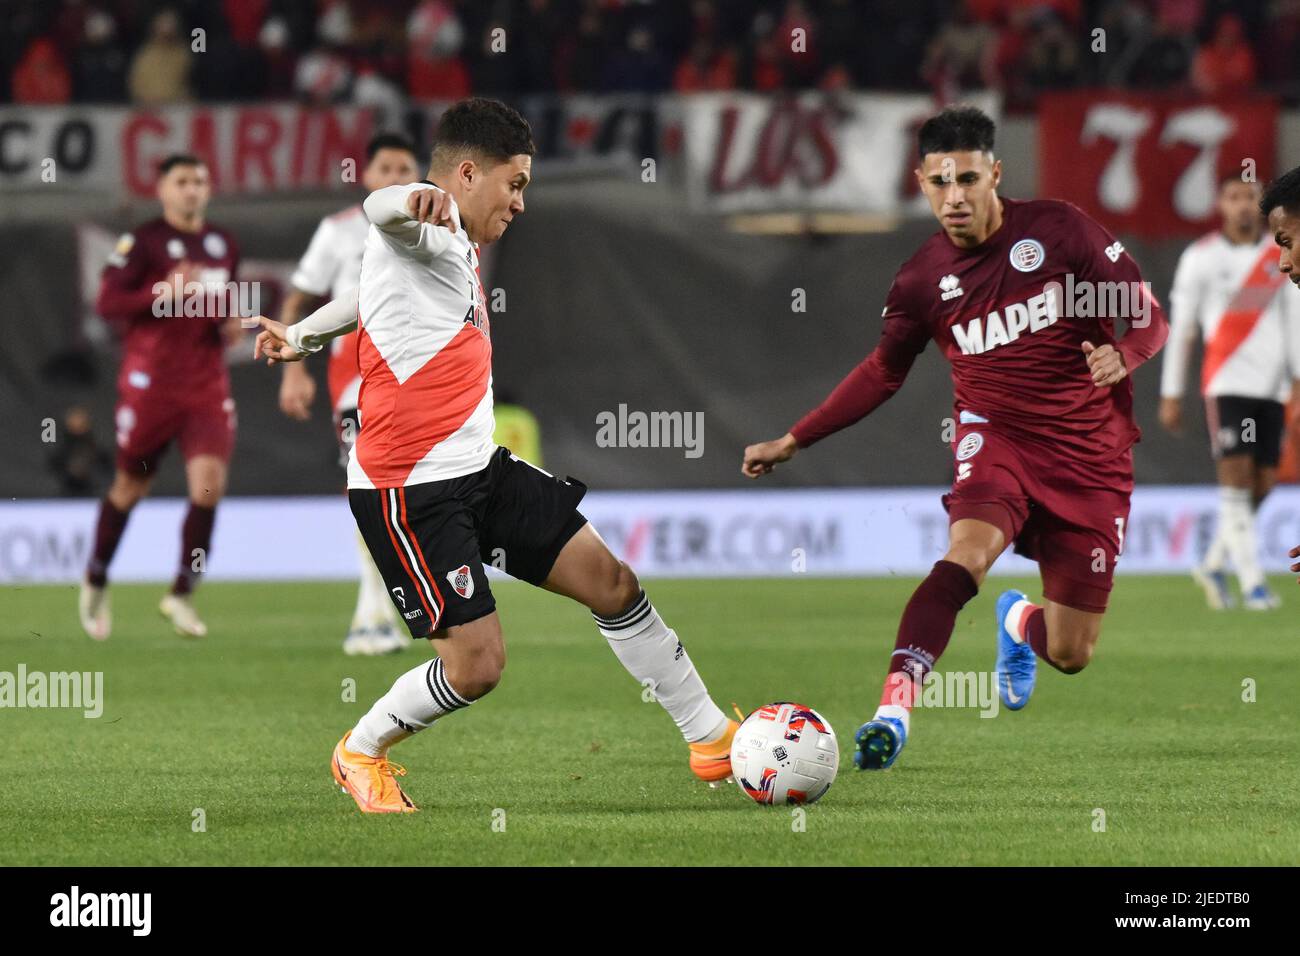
[1053,643,1094,674]
[108,472,150,510]
[593,559,640,617]
[443,652,504,701]
[944,545,994,586]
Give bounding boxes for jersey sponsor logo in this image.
[938,274,964,301]
[446,565,474,599]
[203,232,227,258]
[950,288,1060,356]
[957,461,973,482]
[956,432,984,461]
[390,586,406,609]
[166,238,185,259]
[1103,240,1125,263]
[1008,238,1044,272]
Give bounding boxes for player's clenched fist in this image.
[251,316,305,365]
[1082,340,1127,387]
[742,433,799,478]
[1289,544,1300,581]
[407,186,457,231]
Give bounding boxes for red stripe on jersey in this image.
[327,330,361,409]
[379,489,434,624]
[354,320,492,486]
[1201,246,1289,392]
[397,486,445,619]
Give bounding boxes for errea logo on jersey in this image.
[938,274,964,301]
[951,288,1061,356]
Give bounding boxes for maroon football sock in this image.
[1021,605,1060,669]
[879,559,979,706]
[172,503,216,596]
[87,498,131,587]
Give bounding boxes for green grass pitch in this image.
[2,576,1297,866]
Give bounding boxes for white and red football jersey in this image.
[349,181,494,490]
[291,203,367,412]
[1161,232,1300,401]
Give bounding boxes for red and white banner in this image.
[1039,91,1278,238]
[684,92,1001,213]
[0,104,378,197]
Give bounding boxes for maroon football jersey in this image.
[97,218,241,402]
[792,198,1168,478]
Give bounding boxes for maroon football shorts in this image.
[114,390,236,475]
[942,423,1131,613]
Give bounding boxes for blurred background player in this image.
[80,155,243,639]
[277,133,421,656]
[1158,175,1300,611]
[743,107,1168,770]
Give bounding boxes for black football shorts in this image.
[349,447,588,637]
[1207,395,1285,466]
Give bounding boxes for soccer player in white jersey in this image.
[251,98,738,813]
[1158,174,1300,610]
[277,133,420,656]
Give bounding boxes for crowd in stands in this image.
[2,0,1296,110]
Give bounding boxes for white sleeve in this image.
[289,217,340,297]
[1159,244,1203,399]
[363,183,456,257]
[284,286,358,355]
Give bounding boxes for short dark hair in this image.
[366,132,417,164]
[1260,165,1300,218]
[157,153,205,177]
[431,98,535,170]
[917,106,996,160]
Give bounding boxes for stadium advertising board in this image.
[1038,91,1277,237]
[3,486,1297,583]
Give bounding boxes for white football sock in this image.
[1202,516,1229,572]
[594,591,727,744]
[1005,598,1034,643]
[873,703,911,736]
[1220,486,1264,591]
[348,658,469,757]
[351,530,397,630]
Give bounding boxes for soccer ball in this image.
[731,702,838,805]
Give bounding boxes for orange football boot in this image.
[331,732,419,813]
[689,717,740,787]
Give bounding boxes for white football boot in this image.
[159,593,208,637]
[79,578,112,641]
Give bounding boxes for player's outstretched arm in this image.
[251,287,359,365]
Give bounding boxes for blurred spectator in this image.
[72,9,127,103]
[12,36,71,104]
[0,0,1295,108]
[921,3,999,96]
[674,36,737,91]
[127,8,193,104]
[603,24,671,92]
[406,0,470,100]
[1192,12,1258,95]
[48,406,112,497]
[1122,6,1196,89]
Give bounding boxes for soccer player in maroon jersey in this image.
[1261,166,1300,581]
[79,154,243,639]
[743,107,1169,769]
